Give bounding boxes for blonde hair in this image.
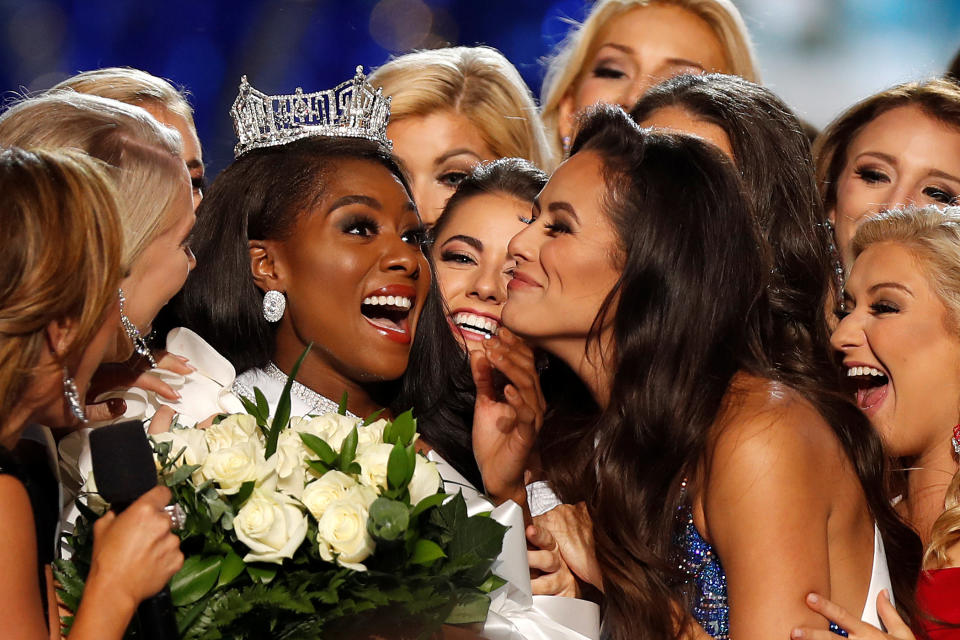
[851,205,960,568]
[540,0,759,157]
[0,91,185,267]
[813,79,960,217]
[0,147,123,426]
[370,46,556,171]
[52,66,196,133]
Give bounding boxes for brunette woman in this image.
[370,46,555,224]
[0,146,182,639]
[540,0,758,159]
[814,78,960,271]
[474,105,920,639]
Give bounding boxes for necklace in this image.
[263,362,357,418]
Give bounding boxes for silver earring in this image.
[822,221,845,308]
[262,290,286,322]
[118,288,157,368]
[561,136,571,155]
[63,368,86,423]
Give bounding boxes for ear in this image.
[557,90,577,145]
[827,207,836,227]
[249,240,285,294]
[45,318,77,361]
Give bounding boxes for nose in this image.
[884,184,918,212]
[380,232,422,278]
[621,77,654,109]
[469,261,507,304]
[829,309,864,354]
[508,221,539,265]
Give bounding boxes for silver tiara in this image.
[229,66,392,158]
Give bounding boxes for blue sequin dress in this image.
[674,504,849,638]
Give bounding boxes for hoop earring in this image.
[118,288,157,368]
[63,368,86,423]
[262,290,286,322]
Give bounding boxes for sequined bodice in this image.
[674,505,848,638]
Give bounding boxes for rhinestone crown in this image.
[229,66,392,158]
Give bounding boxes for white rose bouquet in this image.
[56,349,507,640]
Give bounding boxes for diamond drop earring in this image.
[118,288,157,368]
[952,424,960,456]
[262,290,286,322]
[62,368,86,423]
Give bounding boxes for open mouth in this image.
[361,288,415,344]
[846,365,889,413]
[451,311,500,341]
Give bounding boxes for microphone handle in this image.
[136,585,179,640]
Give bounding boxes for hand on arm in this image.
[470,328,544,509]
[534,503,604,591]
[526,523,580,597]
[792,591,914,640]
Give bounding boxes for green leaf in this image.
[339,426,359,469]
[367,497,410,542]
[216,549,246,588]
[265,343,311,459]
[246,564,277,584]
[479,573,508,593]
[404,444,417,486]
[410,539,446,565]
[299,432,337,465]
[449,515,508,562]
[386,443,410,490]
[238,394,260,420]
[170,555,221,606]
[390,409,416,446]
[211,413,228,425]
[411,493,447,519]
[445,591,491,624]
[337,391,348,416]
[306,459,331,476]
[233,481,255,508]
[254,387,269,423]
[362,408,385,426]
[167,463,201,486]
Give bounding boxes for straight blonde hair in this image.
[0,147,123,426]
[0,92,185,267]
[370,46,556,171]
[851,205,960,568]
[540,0,759,157]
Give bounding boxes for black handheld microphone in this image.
[90,420,179,640]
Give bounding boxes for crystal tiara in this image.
[229,66,392,158]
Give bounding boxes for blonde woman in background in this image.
[540,0,759,158]
[795,206,960,640]
[52,66,206,207]
[370,46,554,225]
[0,147,183,640]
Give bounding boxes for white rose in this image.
[273,429,307,498]
[200,441,267,494]
[407,456,441,506]
[298,413,360,452]
[152,428,210,468]
[234,489,308,564]
[354,443,393,490]
[301,471,356,521]
[355,419,388,454]
[316,490,376,571]
[204,414,260,452]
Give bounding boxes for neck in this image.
[904,440,958,545]
[272,335,386,420]
[539,333,612,410]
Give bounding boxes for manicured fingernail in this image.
[791,629,804,639]
[807,593,818,604]
[107,398,126,415]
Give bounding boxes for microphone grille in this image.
[89,420,157,507]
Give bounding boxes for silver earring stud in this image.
[262,290,286,322]
[63,368,86,423]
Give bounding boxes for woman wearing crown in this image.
[169,68,599,640]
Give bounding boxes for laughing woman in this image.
[474,106,920,639]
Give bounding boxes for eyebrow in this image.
[867,282,913,296]
[186,159,204,170]
[595,44,705,70]
[328,194,381,212]
[548,201,581,224]
[436,148,484,166]
[441,234,483,252]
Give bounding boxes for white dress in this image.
[235,366,601,640]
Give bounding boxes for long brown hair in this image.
[0,147,123,427]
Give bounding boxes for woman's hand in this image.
[470,328,545,507]
[86,486,184,609]
[791,591,914,640]
[84,351,194,422]
[534,503,604,591]
[527,523,580,597]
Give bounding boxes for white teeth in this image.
[846,366,885,377]
[453,312,500,336]
[362,295,412,308]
